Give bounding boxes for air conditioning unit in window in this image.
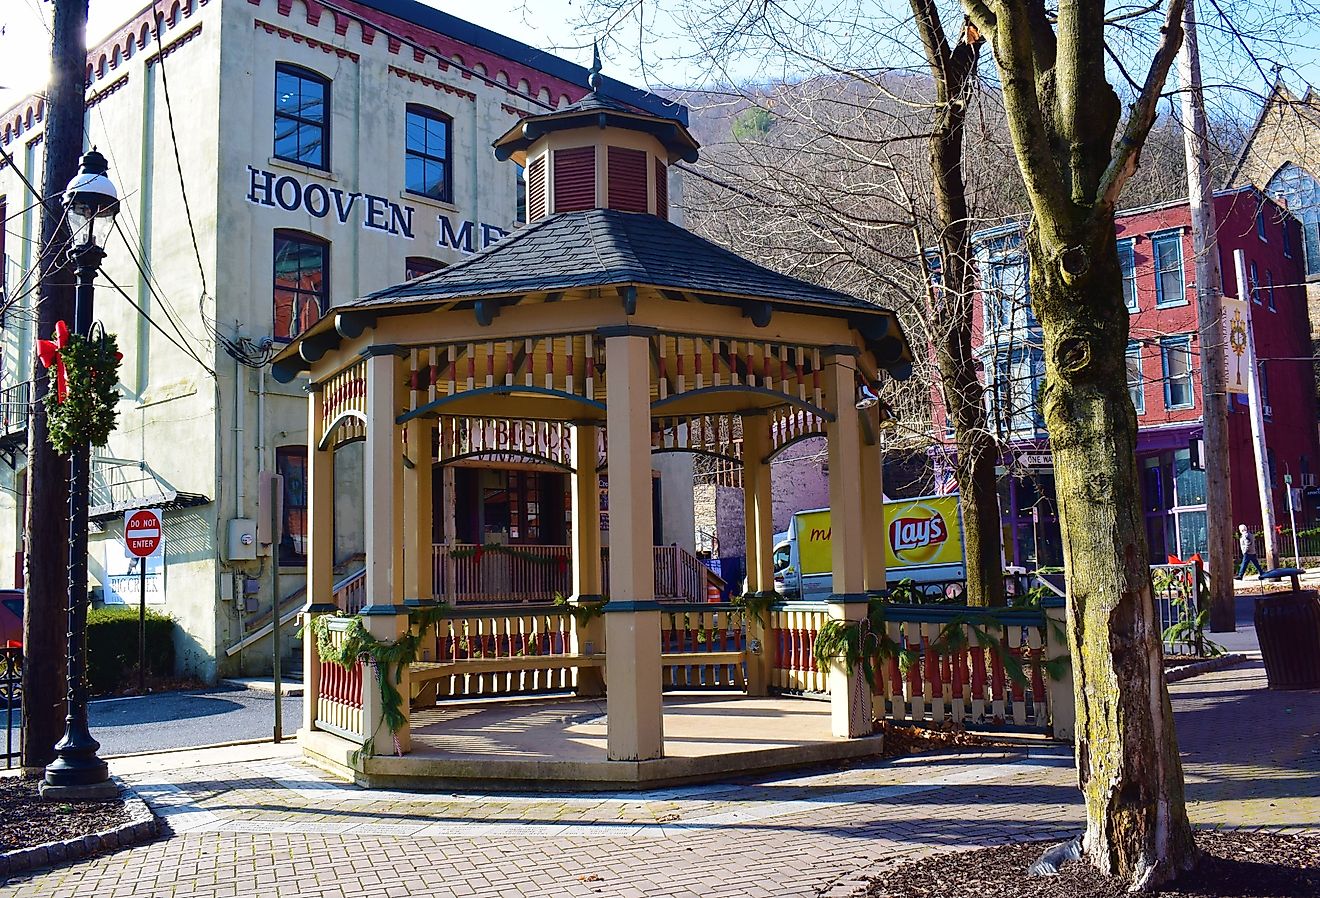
[1303,474,1317,488]
[1264,404,1273,418]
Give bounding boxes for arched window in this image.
[1266,163,1320,277]
[404,105,452,202]
[274,63,330,169]
[273,230,329,342]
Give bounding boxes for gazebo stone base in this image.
[298,695,887,791]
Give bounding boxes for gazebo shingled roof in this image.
[273,209,912,383]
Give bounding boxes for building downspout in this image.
[235,359,246,518]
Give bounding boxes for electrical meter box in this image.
[227,518,258,561]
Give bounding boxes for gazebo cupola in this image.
[493,49,699,222]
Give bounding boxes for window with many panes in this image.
[276,446,308,565]
[1257,204,1269,242]
[992,346,1043,434]
[274,64,329,169]
[405,105,452,202]
[1127,342,1144,413]
[1265,163,1320,278]
[273,231,328,342]
[1152,231,1184,307]
[1266,269,1276,310]
[1118,238,1137,310]
[1161,335,1193,409]
[1249,260,1261,304]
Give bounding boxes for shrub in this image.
[86,606,174,694]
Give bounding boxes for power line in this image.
[97,268,215,376]
[149,0,208,301]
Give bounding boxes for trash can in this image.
[1254,590,1320,690]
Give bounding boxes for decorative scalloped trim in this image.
[2,0,211,146]
[388,65,475,102]
[255,19,361,62]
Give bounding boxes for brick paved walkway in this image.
[2,661,1314,898]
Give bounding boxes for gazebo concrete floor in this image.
[299,693,887,791]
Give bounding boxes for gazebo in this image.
[273,62,917,783]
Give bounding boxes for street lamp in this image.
[41,148,119,799]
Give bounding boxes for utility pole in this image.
[1178,0,1235,632]
[22,0,90,772]
[1234,249,1279,570]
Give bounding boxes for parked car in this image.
[0,589,21,648]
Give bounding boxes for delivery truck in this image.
[772,495,965,600]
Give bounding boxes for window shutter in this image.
[655,159,668,220]
[606,147,648,213]
[527,156,547,221]
[553,146,596,212]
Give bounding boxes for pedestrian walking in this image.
[1237,523,1264,579]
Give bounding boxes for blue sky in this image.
[2,0,1317,123]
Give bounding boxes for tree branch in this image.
[1091,0,1188,219]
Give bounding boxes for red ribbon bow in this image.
[36,321,71,403]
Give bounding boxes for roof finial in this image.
[588,41,602,92]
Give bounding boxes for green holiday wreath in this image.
[40,325,122,455]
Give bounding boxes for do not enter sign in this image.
[124,508,164,558]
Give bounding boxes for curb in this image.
[0,778,160,881]
[1166,653,1249,682]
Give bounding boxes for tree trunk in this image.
[915,10,1005,607]
[22,0,86,773]
[1027,223,1196,887]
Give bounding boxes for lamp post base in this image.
[39,780,119,801]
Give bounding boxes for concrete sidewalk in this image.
[2,661,1314,898]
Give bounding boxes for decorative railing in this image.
[314,618,365,743]
[0,381,30,439]
[769,603,830,694]
[334,568,367,614]
[415,605,585,698]
[870,608,1052,729]
[433,544,571,605]
[660,604,746,690]
[432,544,714,604]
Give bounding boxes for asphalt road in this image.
[4,686,302,759]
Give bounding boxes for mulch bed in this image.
[878,722,1019,758]
[864,830,1320,897]
[0,778,129,853]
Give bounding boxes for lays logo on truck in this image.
[888,506,950,565]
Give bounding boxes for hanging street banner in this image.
[1223,296,1250,396]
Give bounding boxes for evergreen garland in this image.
[812,599,1071,688]
[311,604,449,739]
[46,330,122,454]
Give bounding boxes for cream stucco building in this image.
[0,0,693,680]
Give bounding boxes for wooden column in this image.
[859,408,887,594]
[403,417,435,605]
[359,609,412,756]
[824,352,873,737]
[741,412,774,696]
[603,331,663,761]
[363,350,404,613]
[570,423,605,696]
[303,385,337,735]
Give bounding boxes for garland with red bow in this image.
[39,322,123,454]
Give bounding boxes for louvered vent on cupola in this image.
[553,146,597,212]
[607,147,648,213]
[655,159,668,221]
[527,156,547,221]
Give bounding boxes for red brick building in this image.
[938,186,1318,567]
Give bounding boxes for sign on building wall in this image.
[245,165,509,253]
[102,542,165,605]
[1223,296,1250,395]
